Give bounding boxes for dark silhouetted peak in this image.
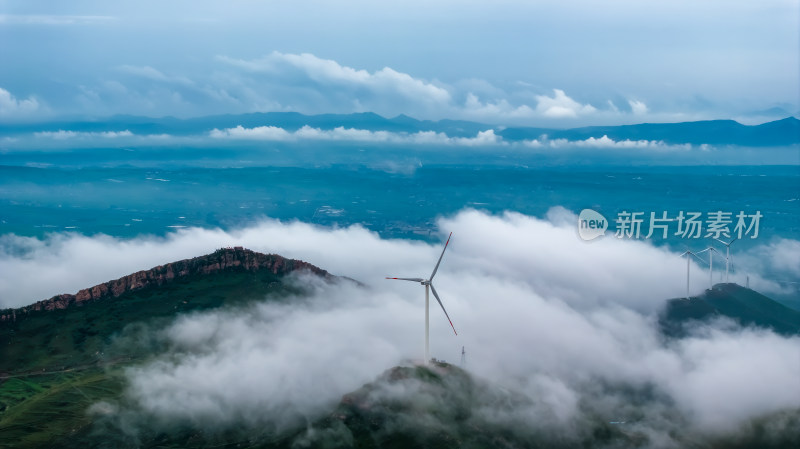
[660,283,800,337]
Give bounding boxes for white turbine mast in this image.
[714,237,738,282]
[386,232,457,364]
[697,246,720,290]
[679,249,706,298]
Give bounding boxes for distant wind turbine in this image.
[697,246,720,290]
[386,232,457,364]
[680,249,706,298]
[714,238,737,282]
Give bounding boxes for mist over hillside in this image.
[2,1,798,447]
[1,210,798,447]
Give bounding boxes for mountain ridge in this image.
[0,247,330,324]
[1,112,798,146]
[2,254,798,447]
[659,282,800,337]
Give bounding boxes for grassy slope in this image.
[3,275,798,448]
[0,267,304,448]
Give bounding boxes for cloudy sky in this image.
[0,0,798,125]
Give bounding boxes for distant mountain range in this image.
[2,112,799,146]
[1,250,798,448]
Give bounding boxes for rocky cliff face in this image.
[0,247,330,323]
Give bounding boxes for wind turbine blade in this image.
[429,232,452,281]
[714,238,731,247]
[690,252,708,265]
[385,277,425,282]
[698,247,720,260]
[429,284,457,335]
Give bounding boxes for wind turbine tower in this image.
[680,249,705,298]
[715,238,738,282]
[386,232,457,364]
[698,246,719,290]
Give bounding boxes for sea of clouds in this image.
[1,208,798,446]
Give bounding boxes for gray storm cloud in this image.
[1,209,799,445]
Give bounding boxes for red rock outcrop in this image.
[0,248,330,323]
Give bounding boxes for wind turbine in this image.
[679,249,706,298]
[697,246,720,290]
[714,238,737,282]
[386,232,457,364]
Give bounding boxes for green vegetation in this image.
[0,371,124,448]
[0,265,306,448]
[293,362,636,449]
[2,271,798,448]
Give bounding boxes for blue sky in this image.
[0,0,798,125]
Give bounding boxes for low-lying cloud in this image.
[0,208,791,311]
[34,130,134,139]
[0,87,41,118]
[2,209,798,446]
[23,124,684,151]
[524,134,691,151]
[535,88,598,118]
[8,125,693,152]
[209,125,503,146]
[207,124,696,152]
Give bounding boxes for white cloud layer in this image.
[34,130,134,139]
[0,87,41,117]
[2,0,798,124]
[2,48,731,126]
[219,51,451,106]
[629,99,649,115]
[462,93,537,119]
[1,210,798,444]
[209,125,503,146]
[207,125,695,151]
[734,237,800,281]
[535,89,597,118]
[524,134,691,151]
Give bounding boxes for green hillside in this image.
[293,362,633,449]
[0,249,329,448]
[660,283,800,337]
[2,259,799,448]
